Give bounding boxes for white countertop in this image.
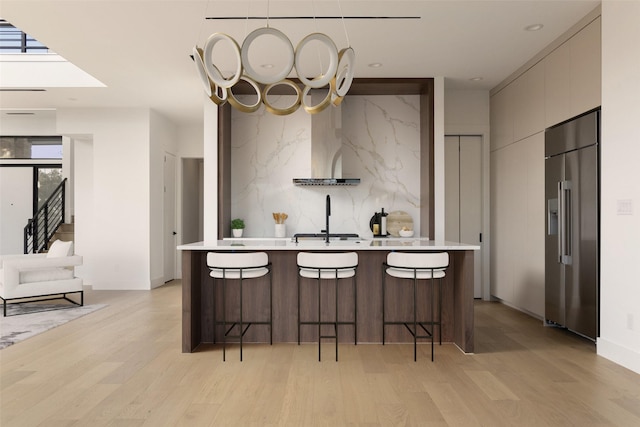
[178,238,480,251]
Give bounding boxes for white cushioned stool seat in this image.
[385,252,448,280]
[297,252,357,279]
[207,252,269,279]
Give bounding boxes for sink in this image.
[293,233,360,242]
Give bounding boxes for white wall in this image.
[0,110,57,135]
[203,99,219,242]
[62,136,74,223]
[58,108,153,290]
[177,123,204,159]
[433,77,446,241]
[598,1,640,375]
[73,137,93,281]
[149,110,178,287]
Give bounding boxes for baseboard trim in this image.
[597,337,640,375]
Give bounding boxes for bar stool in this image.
[207,252,272,361]
[382,252,449,361]
[297,252,358,361]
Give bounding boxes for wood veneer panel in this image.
[183,248,474,352]
[453,250,475,353]
[217,102,232,239]
[182,250,202,352]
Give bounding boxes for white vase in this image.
[274,223,286,238]
[232,228,243,238]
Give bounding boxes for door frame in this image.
[163,152,177,283]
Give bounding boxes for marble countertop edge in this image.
[177,238,480,251]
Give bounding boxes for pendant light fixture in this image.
[193,0,355,116]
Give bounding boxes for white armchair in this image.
[0,240,83,316]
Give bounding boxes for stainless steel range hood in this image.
[293,93,360,186]
[293,178,360,185]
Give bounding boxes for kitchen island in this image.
[178,238,479,354]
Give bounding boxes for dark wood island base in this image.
[180,240,477,354]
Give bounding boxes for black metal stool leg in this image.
[297,273,301,345]
[239,275,243,362]
[431,272,435,362]
[335,274,339,362]
[270,271,273,345]
[222,276,226,362]
[318,277,322,362]
[414,276,417,362]
[354,275,357,345]
[439,277,442,346]
[382,266,386,345]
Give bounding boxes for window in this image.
[36,167,63,210]
[0,20,51,53]
[0,136,62,159]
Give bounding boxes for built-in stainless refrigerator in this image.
[545,109,599,341]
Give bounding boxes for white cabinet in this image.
[490,83,513,151]
[490,133,545,316]
[545,41,572,127]
[570,17,601,117]
[514,61,545,142]
[545,17,601,127]
[491,59,544,149]
[490,14,600,317]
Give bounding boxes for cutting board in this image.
[386,210,413,237]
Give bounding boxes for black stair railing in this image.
[24,178,66,254]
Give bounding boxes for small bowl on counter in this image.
[398,229,414,237]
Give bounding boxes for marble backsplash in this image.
[230,94,421,238]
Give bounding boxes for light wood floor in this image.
[1,280,640,426]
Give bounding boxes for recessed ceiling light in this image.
[469,77,483,82]
[524,24,544,31]
[368,62,382,68]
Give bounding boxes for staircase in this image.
[23,178,68,253]
[49,219,75,247]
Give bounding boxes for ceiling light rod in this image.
[206,16,420,20]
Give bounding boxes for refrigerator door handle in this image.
[560,180,573,265]
[557,182,563,263]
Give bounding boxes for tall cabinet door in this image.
[445,135,483,298]
[564,145,598,339]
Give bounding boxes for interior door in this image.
[164,152,176,282]
[0,167,33,255]
[445,135,483,298]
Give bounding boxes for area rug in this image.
[0,303,106,350]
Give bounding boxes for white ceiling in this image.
[0,0,600,128]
